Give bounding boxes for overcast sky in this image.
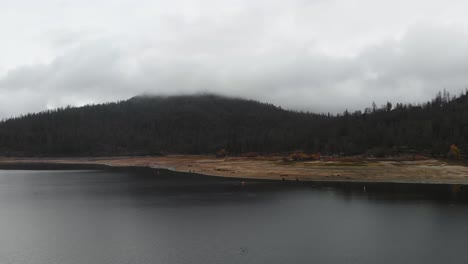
[1,0,468,118]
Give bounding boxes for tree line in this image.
[0,91,467,157]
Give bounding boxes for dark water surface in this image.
[0,169,467,264]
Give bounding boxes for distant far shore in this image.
[1,155,468,185]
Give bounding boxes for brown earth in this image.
[1,155,468,184]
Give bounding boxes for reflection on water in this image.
[0,169,467,264]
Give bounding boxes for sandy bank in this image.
[1,155,468,185]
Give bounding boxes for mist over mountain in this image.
[0,91,467,157]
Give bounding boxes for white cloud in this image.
[1,0,468,117]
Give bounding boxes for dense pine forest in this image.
[0,90,467,157]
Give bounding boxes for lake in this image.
[0,169,467,264]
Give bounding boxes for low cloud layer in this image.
[1,1,468,117]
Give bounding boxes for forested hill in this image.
[0,91,467,157]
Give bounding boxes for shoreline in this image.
[1,155,468,186]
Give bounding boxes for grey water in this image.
[0,169,467,264]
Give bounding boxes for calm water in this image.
[0,169,467,264]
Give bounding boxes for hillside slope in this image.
[0,92,467,157]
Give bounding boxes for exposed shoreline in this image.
[1,155,468,185]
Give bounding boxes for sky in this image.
[1,0,468,118]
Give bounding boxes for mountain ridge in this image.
[0,91,467,157]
